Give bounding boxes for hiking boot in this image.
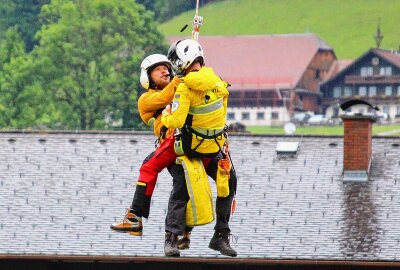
[208,229,237,257]
[164,231,180,257]
[110,210,143,236]
[177,231,191,250]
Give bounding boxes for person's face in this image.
[149,64,171,89]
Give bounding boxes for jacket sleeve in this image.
[161,84,191,129]
[138,77,181,124]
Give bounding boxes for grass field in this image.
[246,124,400,136]
[159,0,400,59]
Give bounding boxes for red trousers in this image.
[138,135,211,196]
[138,136,177,196]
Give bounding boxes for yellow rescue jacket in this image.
[138,76,181,139]
[161,67,229,157]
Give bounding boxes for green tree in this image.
[0,28,54,128]
[34,0,167,130]
[0,0,50,52]
[0,27,25,71]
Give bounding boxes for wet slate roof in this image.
[0,132,400,260]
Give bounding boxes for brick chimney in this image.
[340,114,376,181]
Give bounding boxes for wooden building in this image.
[321,48,400,122]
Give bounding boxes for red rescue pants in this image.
[138,135,212,196]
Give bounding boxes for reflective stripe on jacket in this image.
[177,155,215,226]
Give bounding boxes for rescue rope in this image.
[179,0,203,42]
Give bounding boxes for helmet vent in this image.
[184,46,189,53]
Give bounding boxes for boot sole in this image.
[110,226,143,236]
[128,231,143,236]
[208,243,237,257]
[165,251,180,257]
[177,243,190,250]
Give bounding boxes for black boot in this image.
[208,229,237,257]
[164,231,180,257]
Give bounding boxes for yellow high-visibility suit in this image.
[161,66,229,157]
[161,66,232,227]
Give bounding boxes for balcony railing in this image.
[345,75,400,84]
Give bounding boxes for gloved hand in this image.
[162,104,171,115]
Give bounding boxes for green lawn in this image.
[160,0,400,59]
[247,124,400,136]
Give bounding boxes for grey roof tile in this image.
[0,133,400,260]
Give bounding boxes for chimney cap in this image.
[340,99,379,111]
[340,114,377,122]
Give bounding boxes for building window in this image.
[227,112,235,120]
[315,69,320,79]
[242,112,250,120]
[333,86,342,97]
[271,112,279,119]
[397,105,400,116]
[383,105,390,114]
[358,86,367,96]
[360,67,373,76]
[385,86,393,96]
[344,86,352,97]
[256,112,265,120]
[368,86,376,97]
[380,66,392,76]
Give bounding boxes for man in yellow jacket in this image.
[162,39,238,257]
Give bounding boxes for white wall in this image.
[325,103,400,123]
[226,107,290,126]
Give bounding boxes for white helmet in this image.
[140,54,172,89]
[167,39,204,76]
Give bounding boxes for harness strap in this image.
[188,126,224,140]
[190,127,224,137]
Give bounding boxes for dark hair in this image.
[192,56,204,67]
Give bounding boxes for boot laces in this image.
[123,208,138,224]
[229,233,238,244]
[220,231,237,246]
[122,209,130,223]
[165,232,177,244]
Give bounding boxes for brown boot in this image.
[177,231,191,250]
[110,210,143,236]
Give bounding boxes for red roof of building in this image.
[373,48,400,67]
[325,59,353,81]
[322,48,400,85]
[168,34,334,90]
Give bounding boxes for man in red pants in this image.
[110,54,181,236]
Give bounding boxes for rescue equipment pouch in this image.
[176,156,215,226]
[216,158,231,197]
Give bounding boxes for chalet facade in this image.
[169,34,337,126]
[321,48,400,121]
